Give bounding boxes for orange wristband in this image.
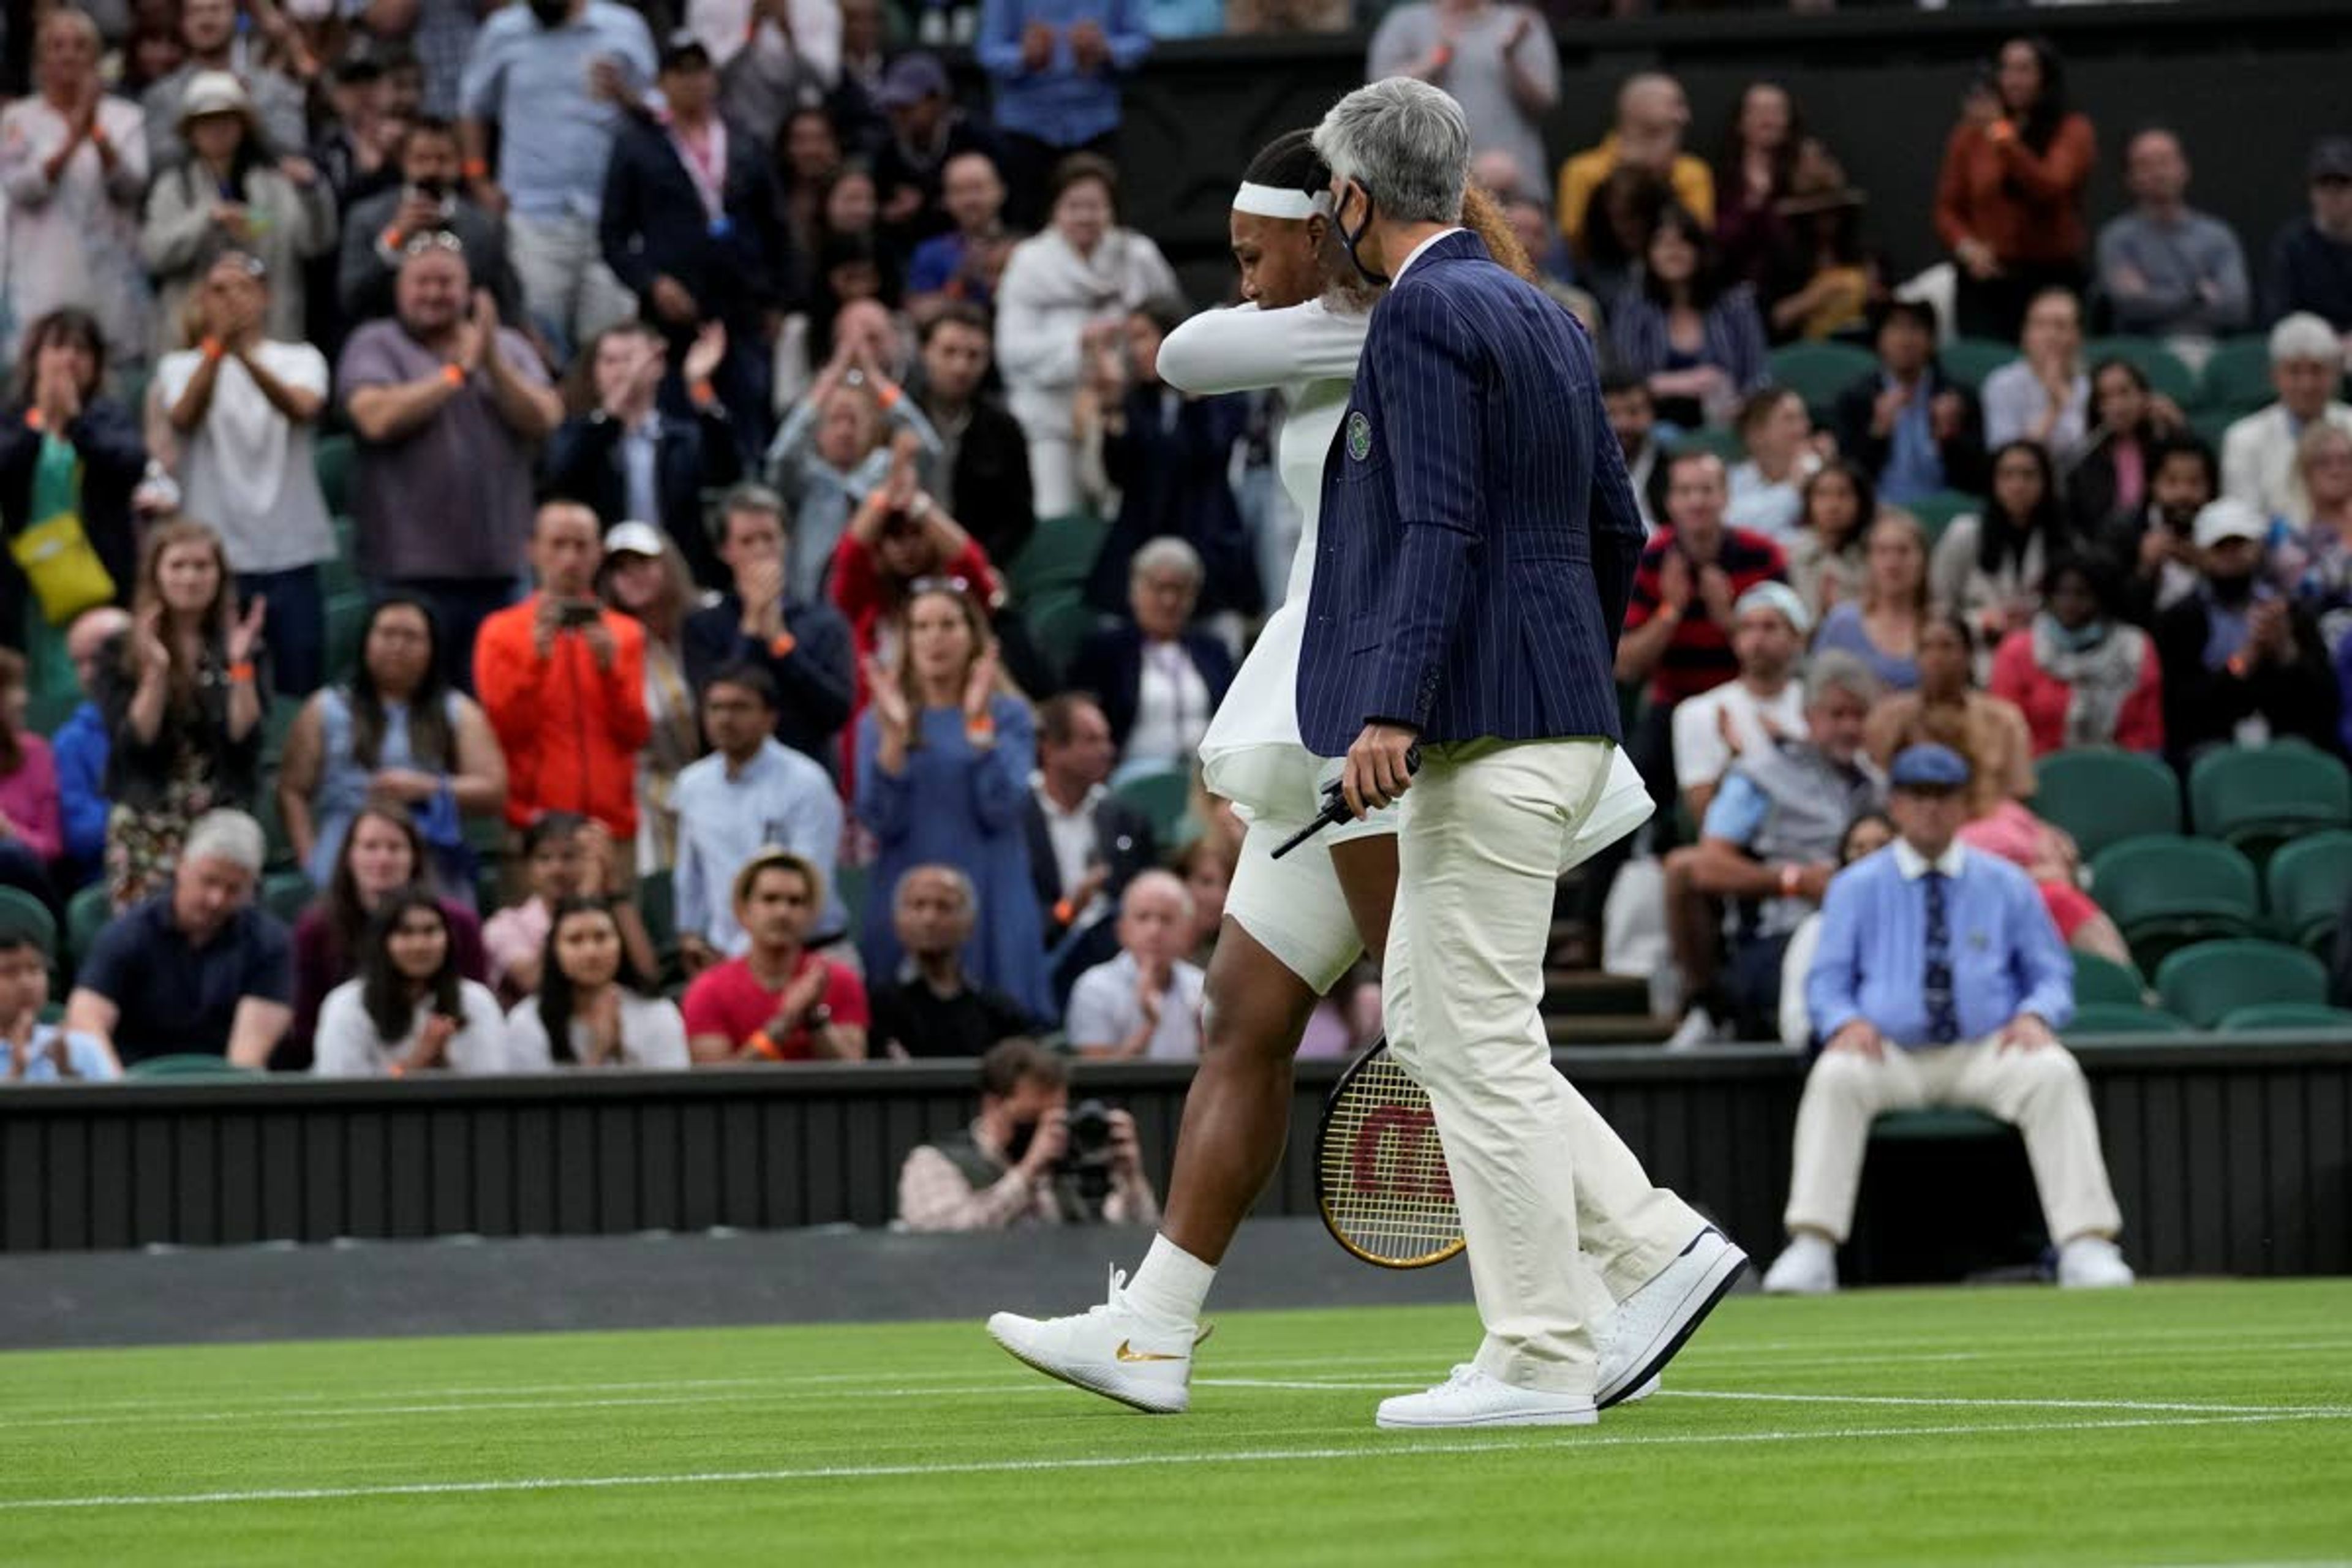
[441,363,466,388]
[747,1030,782,1061]
[88,123,108,149]
[767,631,796,658]
[388,1062,409,1079]
[462,157,490,181]
[876,382,902,410]
[23,409,43,432]
[690,377,718,407]
[2226,652,2251,679]
[965,715,996,743]
[1053,897,1076,926]
[380,225,404,252]
[200,336,225,361]
[228,661,257,684]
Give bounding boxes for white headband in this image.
[1232,183,1332,221]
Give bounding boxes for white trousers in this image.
[1384,737,1700,1395]
[1782,1037,2126,1245]
[508,211,639,358]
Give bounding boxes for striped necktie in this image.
[1922,870,1961,1045]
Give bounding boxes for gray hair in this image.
[897,862,977,912]
[1803,650,1882,712]
[2269,312,2343,366]
[1130,535,1204,588]
[718,481,790,529]
[181,809,266,876]
[1123,868,1196,923]
[1312,78,1470,226]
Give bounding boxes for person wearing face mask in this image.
[2101,434,2214,627]
[899,1037,1158,1230]
[1991,553,2165,759]
[2154,498,2343,768]
[339,116,521,327]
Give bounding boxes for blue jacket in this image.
[1296,230,1645,756]
[52,701,110,886]
[1066,621,1235,754]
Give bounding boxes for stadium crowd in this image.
[0,0,2348,1117]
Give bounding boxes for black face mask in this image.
[1004,1119,1039,1164]
[2207,570,2257,607]
[529,0,571,27]
[1334,181,1390,287]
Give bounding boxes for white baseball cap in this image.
[2193,498,2268,551]
[603,521,666,559]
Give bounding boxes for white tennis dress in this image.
[1158,297,1653,990]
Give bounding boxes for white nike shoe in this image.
[1595,1225,1749,1409]
[2056,1235,2136,1289]
[1760,1233,1839,1295]
[986,1266,1199,1414]
[1376,1365,1597,1430]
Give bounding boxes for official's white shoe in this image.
[1664,1006,1729,1052]
[1595,1225,1749,1408]
[1760,1233,1839,1295]
[2057,1235,2136,1289]
[1376,1365,1597,1430]
[986,1267,1199,1414]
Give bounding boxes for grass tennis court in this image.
[5,1280,2348,1566]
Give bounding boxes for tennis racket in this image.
[1314,1038,1465,1269]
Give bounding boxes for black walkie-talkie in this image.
[1270,746,1422,860]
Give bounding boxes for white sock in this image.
[1125,1234,1215,1327]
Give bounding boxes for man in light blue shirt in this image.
[1762,743,2134,1295]
[458,0,654,353]
[673,665,848,966]
[976,0,1148,224]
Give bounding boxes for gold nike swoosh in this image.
[1115,1340,1186,1363]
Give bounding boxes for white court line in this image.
[2,1410,2343,1513]
[1659,1389,2352,1418]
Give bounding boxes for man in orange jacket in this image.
[475,502,654,838]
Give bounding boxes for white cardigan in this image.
[993,225,1179,447]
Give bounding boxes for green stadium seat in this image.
[1112,764,1192,846]
[2188,744,2352,862]
[2188,407,2239,452]
[2214,1002,2352,1033]
[66,883,108,969]
[1937,338,2015,393]
[2197,335,2277,418]
[1023,592,1102,688]
[126,1054,263,1080]
[314,433,357,517]
[1899,490,1981,548]
[1670,427,1744,463]
[2034,747,2181,861]
[326,592,372,676]
[2069,1002,2193,1035]
[2264,830,2352,954]
[2086,834,2260,972]
[24,685,82,741]
[833,859,869,929]
[2071,951,2147,1008]
[320,549,362,601]
[2154,938,2329,1029]
[2084,338,2198,407]
[1768,340,1877,422]
[1872,1108,2005,1140]
[262,870,313,924]
[0,885,56,956]
[1006,513,1108,605]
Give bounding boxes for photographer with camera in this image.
[475,502,653,842]
[899,1038,1159,1229]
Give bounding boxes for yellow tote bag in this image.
[10,437,116,626]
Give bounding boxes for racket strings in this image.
[1317,1054,1463,1266]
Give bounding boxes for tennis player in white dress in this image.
[986,131,1697,1417]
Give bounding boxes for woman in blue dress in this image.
[853,581,1049,1021]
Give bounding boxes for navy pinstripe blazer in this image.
[1295,229,1646,757]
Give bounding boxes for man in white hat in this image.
[65,809,292,1069]
[2152,497,2342,764]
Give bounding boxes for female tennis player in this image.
[988,132,1713,1415]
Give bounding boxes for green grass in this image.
[4,1281,2351,1566]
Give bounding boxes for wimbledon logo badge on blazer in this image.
[1346,410,1373,462]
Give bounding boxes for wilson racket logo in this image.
[1351,1103,1455,1201]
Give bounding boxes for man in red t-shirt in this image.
[682,850,869,1062]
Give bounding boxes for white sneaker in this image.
[1760,1233,1839,1295]
[1595,1225,1748,1408]
[2057,1235,2136,1289]
[986,1266,1198,1414]
[1664,1007,1727,1052]
[1376,1365,1597,1430]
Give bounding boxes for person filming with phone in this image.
[474,501,653,843]
[899,1038,1159,1231]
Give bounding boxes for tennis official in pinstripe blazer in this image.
[1303,80,1746,1433]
